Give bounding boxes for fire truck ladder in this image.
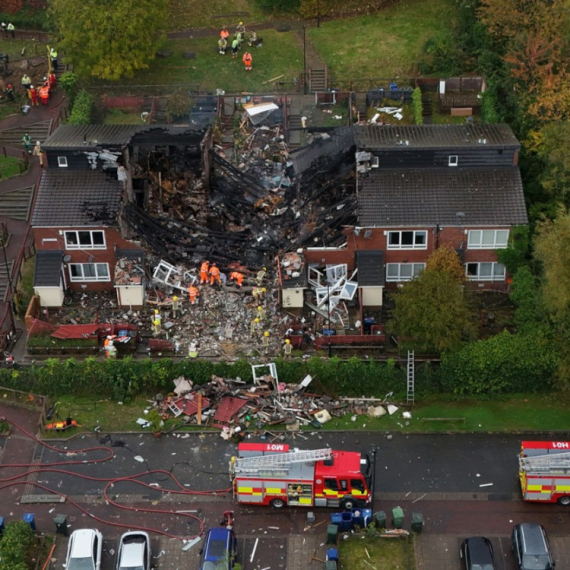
[520,452,570,473]
[407,350,415,405]
[232,448,334,474]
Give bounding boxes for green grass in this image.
[321,394,570,433]
[16,255,35,309]
[167,0,269,31]
[110,31,304,92]
[338,536,415,570]
[104,109,146,124]
[310,0,456,84]
[0,154,26,179]
[0,38,48,60]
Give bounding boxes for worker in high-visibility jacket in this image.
[200,260,210,284]
[229,271,244,288]
[39,84,50,105]
[257,305,266,320]
[250,318,261,336]
[262,331,270,354]
[243,51,252,72]
[188,285,199,305]
[283,338,292,359]
[209,263,221,286]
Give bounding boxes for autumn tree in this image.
[425,245,465,282]
[388,269,476,354]
[49,0,168,80]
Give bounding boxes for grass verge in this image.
[106,32,303,92]
[338,535,415,570]
[37,393,570,436]
[0,154,26,179]
[310,0,456,84]
[0,38,48,60]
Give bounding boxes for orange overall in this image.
[200,261,210,284]
[209,265,221,285]
[188,285,199,304]
[230,271,244,287]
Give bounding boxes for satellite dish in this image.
[63,255,71,262]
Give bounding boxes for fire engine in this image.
[229,443,372,509]
[519,441,570,505]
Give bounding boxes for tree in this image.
[388,270,476,354]
[425,245,465,282]
[49,0,168,80]
[0,521,33,569]
[534,208,570,316]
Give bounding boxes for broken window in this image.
[465,262,505,281]
[64,230,106,250]
[69,263,110,282]
[387,231,427,250]
[467,230,509,249]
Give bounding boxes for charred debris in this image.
[122,114,358,269]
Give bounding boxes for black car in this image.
[512,523,555,570]
[460,536,495,570]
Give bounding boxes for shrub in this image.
[58,71,79,100]
[0,521,33,570]
[412,87,423,125]
[67,89,93,125]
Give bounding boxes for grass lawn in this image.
[321,394,570,433]
[338,535,416,570]
[104,109,146,125]
[112,31,304,92]
[310,0,456,84]
[167,0,269,31]
[0,154,26,179]
[0,38,48,60]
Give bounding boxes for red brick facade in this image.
[33,226,139,292]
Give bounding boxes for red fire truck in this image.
[519,441,570,505]
[229,443,372,509]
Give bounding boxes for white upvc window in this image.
[386,263,425,282]
[57,156,68,167]
[69,263,110,282]
[64,230,106,250]
[467,229,509,249]
[387,230,428,250]
[465,262,506,281]
[448,155,458,166]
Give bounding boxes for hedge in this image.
[0,521,33,570]
[67,89,93,125]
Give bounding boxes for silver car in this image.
[116,531,151,570]
[64,529,103,570]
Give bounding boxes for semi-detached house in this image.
[303,123,528,294]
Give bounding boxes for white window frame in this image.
[386,263,425,282]
[386,230,428,250]
[57,156,68,168]
[64,230,106,250]
[465,262,506,281]
[69,263,110,282]
[448,155,458,167]
[467,229,509,249]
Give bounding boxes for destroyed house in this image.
[303,124,528,292]
[32,124,205,306]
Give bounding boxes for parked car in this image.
[199,527,237,570]
[64,529,103,570]
[512,523,555,570]
[116,531,150,570]
[460,536,495,570]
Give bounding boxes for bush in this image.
[67,89,93,125]
[0,521,33,570]
[0,4,53,31]
[412,87,423,125]
[58,71,79,101]
[255,0,300,12]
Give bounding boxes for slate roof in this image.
[42,125,206,150]
[33,250,63,287]
[354,124,520,150]
[32,170,122,227]
[358,168,528,227]
[356,251,384,286]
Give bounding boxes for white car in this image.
[64,529,103,570]
[116,531,151,570]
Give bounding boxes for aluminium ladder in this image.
[407,350,415,405]
[232,448,333,474]
[520,451,570,473]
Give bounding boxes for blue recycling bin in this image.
[23,513,36,530]
[340,511,353,531]
[327,548,339,561]
[330,513,342,527]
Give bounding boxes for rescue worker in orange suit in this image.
[39,84,50,105]
[209,263,221,286]
[243,51,252,72]
[229,271,244,288]
[200,260,210,284]
[188,285,199,305]
[220,27,229,41]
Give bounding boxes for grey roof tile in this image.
[358,168,528,227]
[32,170,122,227]
[357,251,384,286]
[355,124,520,150]
[34,250,63,287]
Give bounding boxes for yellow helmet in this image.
[262,288,266,292]
[154,309,159,314]
[264,331,270,337]
[173,296,178,301]
[254,318,260,323]
[258,306,263,311]
[239,21,243,25]
[285,339,290,344]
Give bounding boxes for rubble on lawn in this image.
[143,364,402,437]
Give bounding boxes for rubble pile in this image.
[153,365,401,436]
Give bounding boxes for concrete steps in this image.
[309,67,328,92]
[0,185,35,221]
[0,120,52,148]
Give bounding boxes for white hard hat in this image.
[36,141,41,145]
